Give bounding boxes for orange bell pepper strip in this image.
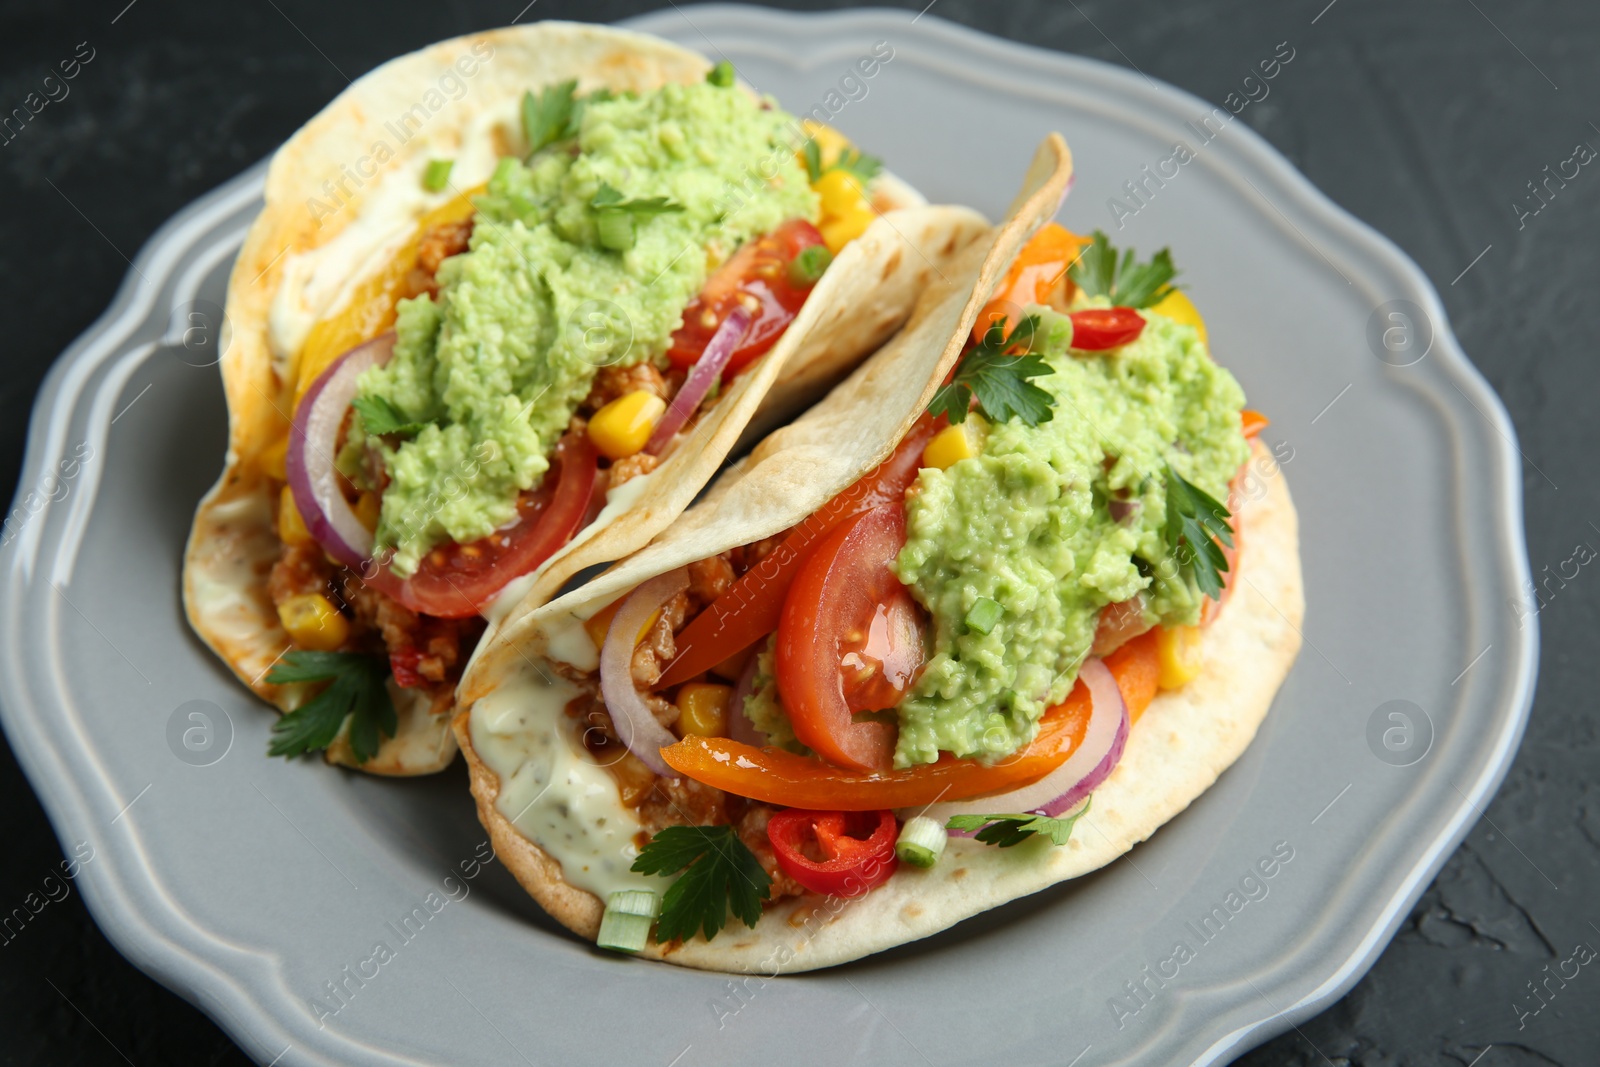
[660,637,1164,810]
[1240,409,1269,439]
[972,222,1088,344]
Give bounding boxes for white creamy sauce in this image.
[267,107,510,379]
[471,661,654,901]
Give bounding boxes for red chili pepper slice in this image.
[766,809,899,897]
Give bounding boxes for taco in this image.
[454,132,1304,971]
[182,22,990,775]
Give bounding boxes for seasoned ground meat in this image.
[735,532,790,575]
[629,590,689,688]
[586,362,670,410]
[607,451,659,491]
[687,553,735,607]
[267,542,337,606]
[408,220,473,297]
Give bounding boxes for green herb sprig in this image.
[266,651,397,764]
[928,315,1055,427]
[1067,231,1178,309]
[522,79,578,157]
[352,395,429,437]
[631,825,772,943]
[947,798,1092,847]
[591,182,686,252]
[1164,462,1234,600]
[800,138,883,185]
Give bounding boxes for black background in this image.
[2,1,1596,1064]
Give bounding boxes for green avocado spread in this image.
[888,306,1248,767]
[355,80,816,575]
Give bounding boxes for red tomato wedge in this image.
[767,809,899,897]
[1069,307,1146,350]
[972,222,1086,344]
[775,504,926,772]
[655,416,942,688]
[667,219,827,376]
[378,432,598,618]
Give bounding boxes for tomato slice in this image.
[660,684,1094,810]
[775,504,925,772]
[655,416,942,688]
[972,222,1086,344]
[766,809,899,897]
[380,432,598,618]
[667,219,827,376]
[1070,307,1146,350]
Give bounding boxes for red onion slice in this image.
[725,651,769,747]
[598,568,689,777]
[915,659,1128,824]
[285,333,395,570]
[645,305,752,455]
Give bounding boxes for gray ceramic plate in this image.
[0,6,1536,1065]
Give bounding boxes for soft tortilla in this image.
[180,21,989,775]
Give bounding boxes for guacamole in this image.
[890,308,1248,767]
[359,81,817,575]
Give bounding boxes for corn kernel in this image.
[277,486,314,547]
[277,593,350,652]
[1157,625,1203,689]
[813,168,868,219]
[922,421,980,471]
[260,436,290,481]
[588,390,667,461]
[798,120,854,171]
[1149,289,1208,346]
[677,683,732,737]
[820,204,878,254]
[583,597,661,651]
[354,491,382,533]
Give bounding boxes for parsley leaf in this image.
[266,651,396,764]
[1164,462,1234,600]
[799,138,883,185]
[352,395,429,437]
[591,183,686,251]
[928,315,1055,426]
[522,79,578,157]
[632,825,771,943]
[1067,230,1178,309]
[946,799,1092,848]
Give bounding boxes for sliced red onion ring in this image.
[598,568,689,777]
[915,659,1129,824]
[285,333,395,570]
[725,651,769,747]
[645,305,752,455]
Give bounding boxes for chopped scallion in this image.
[965,596,1004,635]
[788,244,833,287]
[597,889,660,953]
[596,211,636,252]
[895,815,948,869]
[422,159,453,193]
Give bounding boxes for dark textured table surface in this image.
[1,1,1594,1064]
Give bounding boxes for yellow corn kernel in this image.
[583,597,661,651]
[278,486,314,547]
[820,204,878,254]
[1149,289,1208,346]
[677,683,732,737]
[798,120,853,171]
[813,168,868,219]
[922,422,980,471]
[1157,625,1203,689]
[588,390,667,461]
[259,435,290,481]
[354,491,382,533]
[277,593,350,652]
